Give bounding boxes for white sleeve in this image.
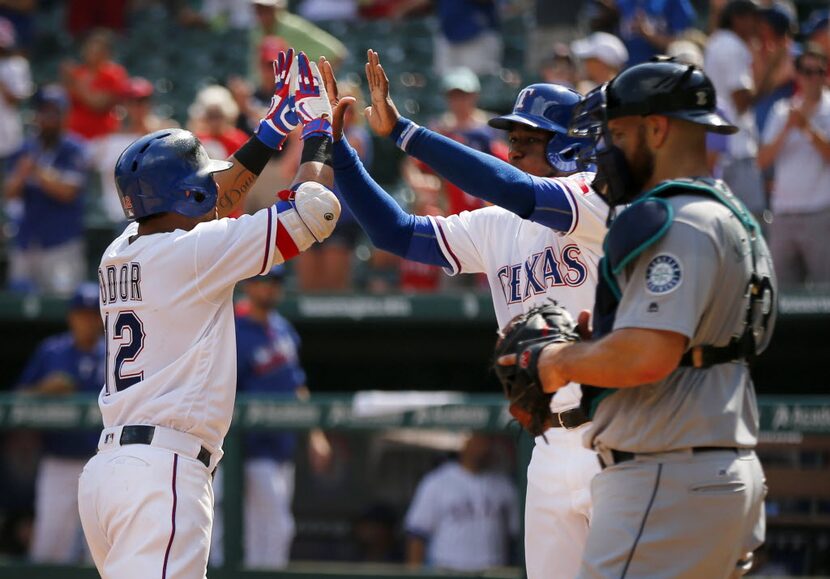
[501,476,521,537]
[427,208,499,275]
[705,37,753,96]
[404,475,439,537]
[192,206,280,302]
[4,57,32,99]
[557,173,608,254]
[762,101,788,145]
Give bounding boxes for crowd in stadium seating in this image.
[0,0,828,296]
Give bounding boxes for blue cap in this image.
[804,9,829,39]
[70,282,100,311]
[33,84,69,112]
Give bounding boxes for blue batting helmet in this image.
[489,83,593,173]
[114,129,233,220]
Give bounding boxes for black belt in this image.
[600,446,739,469]
[120,425,212,469]
[550,407,590,429]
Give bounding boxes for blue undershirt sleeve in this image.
[391,117,575,232]
[332,138,449,268]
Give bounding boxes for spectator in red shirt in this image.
[61,29,128,140]
[189,84,249,218]
[190,84,249,158]
[403,68,506,217]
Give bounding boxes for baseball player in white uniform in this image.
[404,433,520,571]
[323,51,607,578]
[77,50,340,578]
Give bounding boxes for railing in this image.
[0,393,828,578]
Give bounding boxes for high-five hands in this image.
[292,51,333,140]
[319,57,356,142]
[364,50,401,137]
[256,49,334,149]
[256,48,298,150]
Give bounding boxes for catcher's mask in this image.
[569,58,738,208]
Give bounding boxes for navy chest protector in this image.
[581,178,775,417]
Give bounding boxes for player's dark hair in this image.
[719,0,759,30]
[135,213,164,225]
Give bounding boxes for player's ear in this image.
[645,115,670,150]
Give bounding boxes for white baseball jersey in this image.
[428,172,608,412]
[96,206,300,452]
[405,461,520,571]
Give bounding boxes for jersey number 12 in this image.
[104,311,146,393]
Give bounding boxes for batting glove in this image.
[292,51,332,141]
[256,48,299,150]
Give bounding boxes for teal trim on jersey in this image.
[644,179,760,235]
[600,257,622,301]
[607,198,675,276]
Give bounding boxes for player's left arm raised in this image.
[361,49,580,232]
[213,49,300,218]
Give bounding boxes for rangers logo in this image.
[519,350,532,369]
[645,254,682,294]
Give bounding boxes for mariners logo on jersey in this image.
[645,253,683,294]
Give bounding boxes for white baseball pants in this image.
[210,459,296,569]
[31,456,88,563]
[78,427,216,579]
[525,423,600,579]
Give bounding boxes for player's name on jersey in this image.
[98,262,143,305]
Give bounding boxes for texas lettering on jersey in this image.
[496,243,588,305]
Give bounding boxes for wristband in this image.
[235,135,275,175]
[300,135,333,166]
[390,117,420,152]
[301,118,333,140]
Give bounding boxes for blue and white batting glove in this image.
[292,51,332,141]
[256,48,299,150]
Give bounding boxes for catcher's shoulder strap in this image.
[624,178,774,368]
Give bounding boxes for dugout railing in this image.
[0,394,828,578]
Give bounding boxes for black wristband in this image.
[234,135,274,175]
[301,135,333,166]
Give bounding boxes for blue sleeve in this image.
[234,326,253,390]
[392,118,576,232]
[16,342,49,389]
[332,138,450,268]
[392,118,536,218]
[666,0,695,33]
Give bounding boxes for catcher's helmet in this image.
[570,59,737,137]
[115,129,233,220]
[489,83,593,173]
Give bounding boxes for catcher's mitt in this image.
[494,301,580,437]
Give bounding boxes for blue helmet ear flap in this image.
[546,133,595,173]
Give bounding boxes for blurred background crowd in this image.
[1,0,829,298]
[0,0,828,574]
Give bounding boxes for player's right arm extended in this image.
[391,118,576,232]
[332,137,450,267]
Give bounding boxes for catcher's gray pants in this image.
[577,448,765,579]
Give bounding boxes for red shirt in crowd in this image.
[66,62,129,139]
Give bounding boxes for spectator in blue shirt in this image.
[16,282,104,563]
[615,0,696,65]
[211,265,331,569]
[3,85,89,296]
